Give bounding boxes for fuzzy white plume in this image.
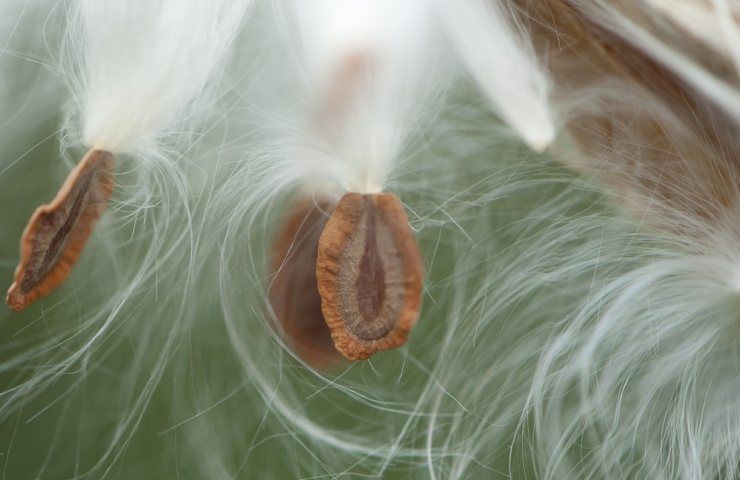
[439,0,556,152]
[70,0,252,153]
[581,0,740,123]
[288,0,438,194]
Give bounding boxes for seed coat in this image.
[6,149,114,312]
[316,192,423,360]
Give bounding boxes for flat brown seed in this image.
[269,197,340,367]
[6,149,115,312]
[316,192,424,360]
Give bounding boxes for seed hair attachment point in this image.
[316,192,424,360]
[6,149,115,312]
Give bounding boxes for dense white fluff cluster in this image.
[1,1,740,479]
[582,0,740,122]
[68,0,252,154]
[518,2,740,478]
[282,0,439,194]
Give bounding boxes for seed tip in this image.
[6,287,25,312]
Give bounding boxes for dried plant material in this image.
[6,149,115,312]
[512,0,740,235]
[269,197,340,367]
[316,192,423,360]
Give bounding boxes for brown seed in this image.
[269,197,340,367]
[316,192,423,360]
[6,149,115,312]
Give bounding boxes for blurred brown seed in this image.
[6,149,115,312]
[316,192,423,360]
[269,197,340,367]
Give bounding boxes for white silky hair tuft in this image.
[68,0,253,154]
[439,0,556,152]
[285,0,440,194]
[525,223,740,479]
[579,0,740,123]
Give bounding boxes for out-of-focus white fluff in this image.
[439,0,555,152]
[69,0,252,154]
[647,0,740,74]
[514,1,740,478]
[582,0,740,122]
[288,0,438,194]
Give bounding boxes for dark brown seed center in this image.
[20,171,94,293]
[334,195,404,341]
[356,198,386,323]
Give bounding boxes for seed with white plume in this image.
[316,192,424,360]
[266,0,433,360]
[6,0,253,310]
[269,196,340,367]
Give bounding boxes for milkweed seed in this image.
[6,149,114,312]
[316,192,423,360]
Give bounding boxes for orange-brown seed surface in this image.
[316,193,423,360]
[6,149,114,312]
